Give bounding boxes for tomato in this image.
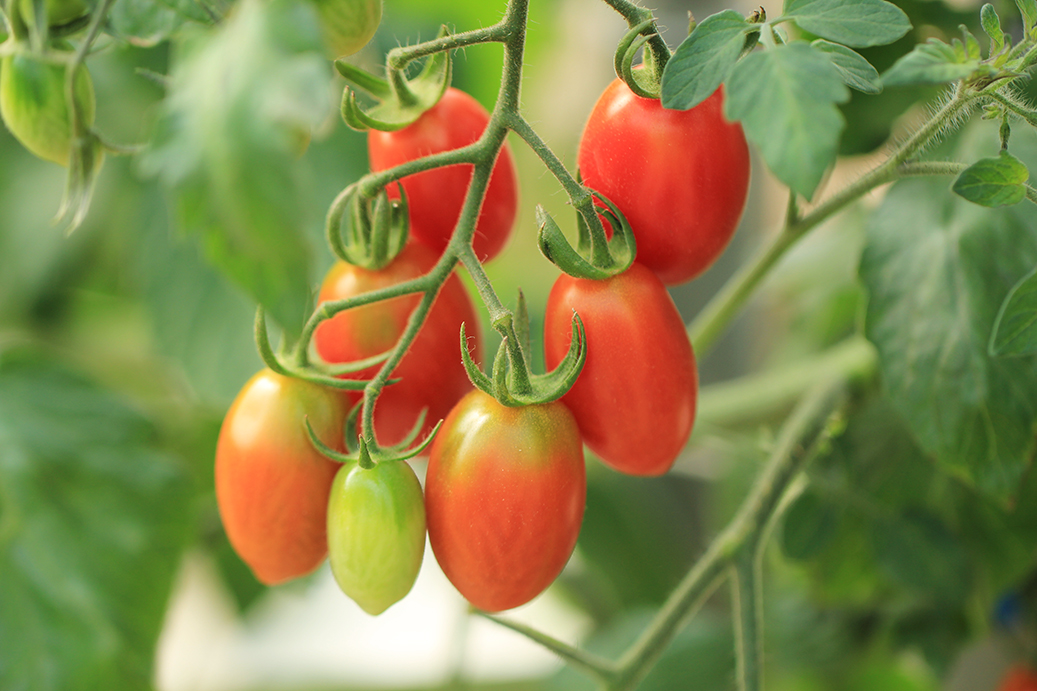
[311,0,381,58]
[314,242,482,447]
[327,459,425,615]
[1000,666,1037,691]
[425,389,585,612]
[368,88,518,262]
[215,369,346,585]
[544,262,697,476]
[577,79,749,285]
[0,52,95,166]
[19,0,89,29]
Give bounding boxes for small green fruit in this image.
[312,0,381,58]
[327,459,426,615]
[0,52,95,166]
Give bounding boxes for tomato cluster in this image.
[216,69,745,613]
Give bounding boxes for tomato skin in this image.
[426,389,585,612]
[311,0,381,58]
[368,88,518,262]
[1000,666,1037,691]
[327,459,425,615]
[0,52,95,166]
[215,369,346,585]
[544,263,697,476]
[314,242,482,447]
[578,80,749,285]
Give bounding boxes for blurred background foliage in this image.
[2,0,1037,689]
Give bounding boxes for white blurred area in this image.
[155,545,593,690]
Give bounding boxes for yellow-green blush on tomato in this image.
[327,459,426,615]
[0,52,95,166]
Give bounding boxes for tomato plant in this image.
[425,389,585,612]
[314,241,482,447]
[326,459,426,615]
[215,368,346,585]
[19,0,89,29]
[368,87,518,262]
[578,80,749,285]
[544,262,697,476]
[0,51,94,166]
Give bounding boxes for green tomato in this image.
[0,51,95,166]
[19,0,90,30]
[311,0,381,58]
[327,459,426,615]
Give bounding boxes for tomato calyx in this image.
[254,305,392,391]
[461,292,587,407]
[537,190,636,280]
[305,398,440,467]
[615,19,665,99]
[336,25,451,132]
[326,181,409,270]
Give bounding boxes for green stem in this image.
[477,612,621,686]
[689,86,976,356]
[732,555,763,691]
[387,25,509,71]
[603,380,847,691]
[506,114,612,266]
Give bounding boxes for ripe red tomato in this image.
[544,262,697,476]
[578,80,749,285]
[426,389,585,612]
[215,369,346,585]
[1000,665,1037,691]
[314,242,482,447]
[368,87,518,262]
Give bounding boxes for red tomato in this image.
[1000,666,1037,691]
[368,87,518,262]
[215,369,346,585]
[314,242,482,447]
[578,80,749,285]
[544,262,697,476]
[426,389,585,612]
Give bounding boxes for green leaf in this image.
[952,150,1029,207]
[725,41,849,199]
[981,4,1005,56]
[812,40,881,94]
[859,175,1037,500]
[0,351,194,691]
[990,265,1037,356]
[108,0,215,45]
[782,0,912,48]
[140,0,332,338]
[1018,0,1037,36]
[782,489,839,560]
[881,38,980,87]
[871,510,971,603]
[660,10,750,111]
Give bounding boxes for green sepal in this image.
[254,306,380,390]
[326,182,409,269]
[56,130,104,233]
[1018,0,1037,38]
[460,321,493,392]
[981,4,1005,57]
[537,191,636,280]
[306,408,441,467]
[465,312,587,407]
[614,19,660,99]
[336,25,452,132]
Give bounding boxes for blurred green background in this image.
[3,0,1037,690]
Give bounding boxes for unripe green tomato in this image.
[311,0,381,58]
[19,0,90,30]
[327,459,426,615]
[0,52,95,166]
